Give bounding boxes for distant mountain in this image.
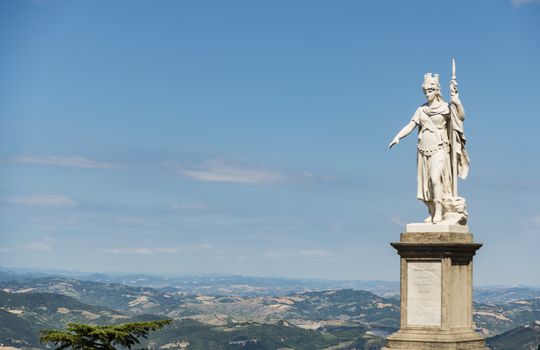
[133,318,387,350]
[0,309,40,348]
[0,290,142,348]
[0,268,400,298]
[0,276,399,330]
[2,271,540,349]
[475,287,540,305]
[487,321,540,350]
[280,289,399,328]
[4,269,540,302]
[0,276,189,313]
[0,270,54,283]
[3,275,539,335]
[474,298,540,335]
[0,288,390,349]
[0,289,112,317]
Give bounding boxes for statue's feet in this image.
[432,213,443,223]
[424,216,433,223]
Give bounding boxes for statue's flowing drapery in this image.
[411,102,469,203]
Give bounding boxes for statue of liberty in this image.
[389,60,469,224]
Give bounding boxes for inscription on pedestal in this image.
[407,261,442,326]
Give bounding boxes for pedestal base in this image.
[383,328,489,350]
[385,225,489,350]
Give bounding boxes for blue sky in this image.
[0,0,539,286]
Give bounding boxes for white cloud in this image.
[101,248,168,255]
[520,215,540,231]
[262,249,333,260]
[8,195,77,207]
[511,0,539,6]
[262,251,279,259]
[389,216,406,227]
[320,175,341,182]
[0,247,13,253]
[171,202,208,210]
[298,250,332,257]
[214,253,247,262]
[163,159,287,185]
[12,155,115,169]
[24,241,53,252]
[100,243,213,255]
[115,217,149,225]
[162,158,340,185]
[529,215,540,228]
[300,171,314,179]
[181,243,214,251]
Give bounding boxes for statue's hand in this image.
[450,80,458,96]
[451,93,461,105]
[388,137,399,150]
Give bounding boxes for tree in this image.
[40,320,171,350]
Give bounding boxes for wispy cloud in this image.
[262,251,279,259]
[162,159,287,185]
[171,202,208,210]
[298,171,340,183]
[100,243,213,255]
[213,253,248,262]
[525,215,540,230]
[0,248,13,253]
[389,216,406,227]
[262,249,334,261]
[24,241,53,252]
[298,250,332,257]
[11,155,115,169]
[114,217,150,226]
[7,195,77,207]
[101,248,176,255]
[511,0,539,7]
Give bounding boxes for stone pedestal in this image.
[383,224,489,350]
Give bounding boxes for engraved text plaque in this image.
[406,261,442,326]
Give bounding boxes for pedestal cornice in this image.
[391,242,482,262]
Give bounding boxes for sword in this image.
[450,58,458,97]
[450,58,458,196]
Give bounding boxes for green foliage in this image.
[40,320,171,350]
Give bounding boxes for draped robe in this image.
[411,101,469,202]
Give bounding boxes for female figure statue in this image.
[389,72,469,224]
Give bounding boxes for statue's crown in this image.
[423,73,440,85]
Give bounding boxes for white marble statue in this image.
[389,60,470,225]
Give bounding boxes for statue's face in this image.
[423,82,439,101]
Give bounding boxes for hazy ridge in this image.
[1,270,539,349]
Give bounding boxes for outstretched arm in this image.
[388,121,416,149]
